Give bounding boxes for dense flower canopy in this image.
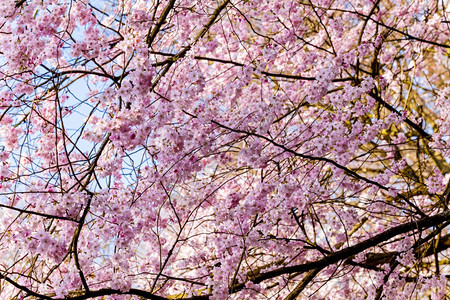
[0,0,449,299]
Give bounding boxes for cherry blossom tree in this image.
[0,0,449,299]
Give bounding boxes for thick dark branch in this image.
[0,272,53,300]
[284,267,323,300]
[230,210,450,292]
[0,203,77,222]
[151,0,230,88]
[368,92,431,140]
[62,288,168,300]
[362,230,450,268]
[146,0,176,46]
[15,0,26,8]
